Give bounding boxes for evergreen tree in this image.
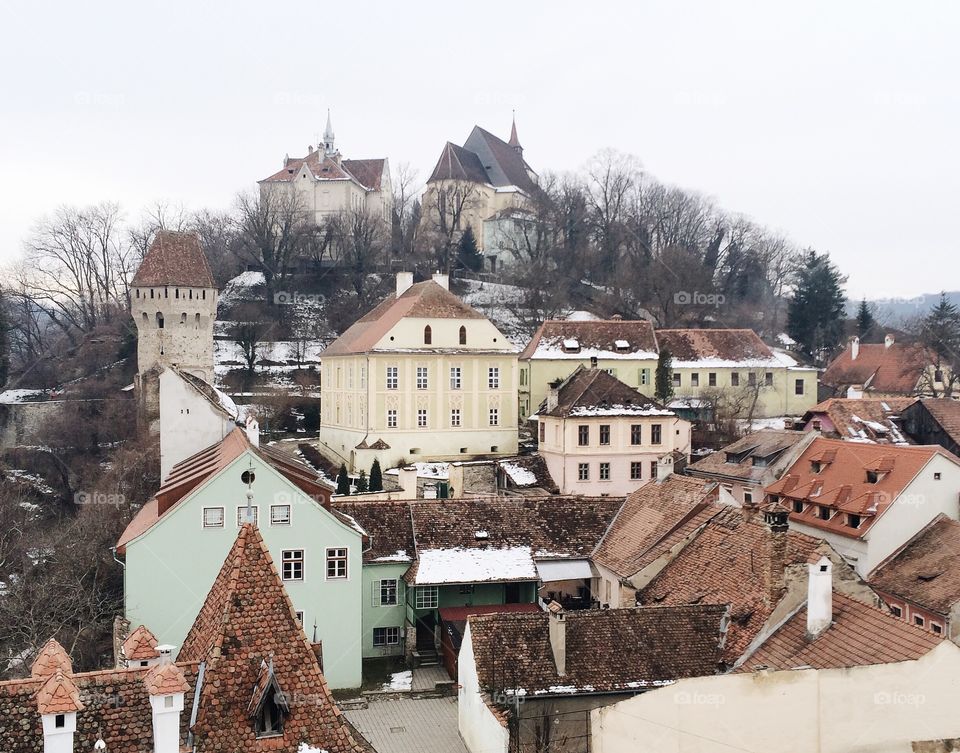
[786,250,847,360]
[655,349,674,402]
[856,299,875,339]
[336,464,351,495]
[369,459,383,492]
[920,293,960,391]
[356,470,368,493]
[457,226,483,272]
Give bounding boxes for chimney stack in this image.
[884,333,895,349]
[145,662,189,753]
[37,670,83,753]
[546,384,560,412]
[396,272,414,297]
[398,465,418,498]
[850,336,860,361]
[762,507,790,606]
[547,602,566,677]
[245,415,260,448]
[655,453,674,483]
[431,272,449,290]
[806,556,833,639]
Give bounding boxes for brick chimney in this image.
[547,602,566,677]
[850,336,860,360]
[396,272,414,297]
[762,506,790,607]
[806,556,833,639]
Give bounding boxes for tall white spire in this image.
[323,109,336,155]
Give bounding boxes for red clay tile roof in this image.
[468,604,727,695]
[538,366,672,418]
[116,428,332,554]
[131,230,216,288]
[178,524,370,752]
[0,662,200,751]
[143,662,189,696]
[331,500,415,564]
[638,506,823,662]
[654,328,777,364]
[122,625,160,662]
[35,670,84,714]
[686,429,814,484]
[593,475,719,578]
[260,151,386,192]
[822,338,932,394]
[30,638,72,679]
[342,158,386,191]
[322,280,495,357]
[742,592,942,671]
[520,319,658,360]
[765,437,949,540]
[801,397,915,443]
[905,398,960,449]
[868,515,960,615]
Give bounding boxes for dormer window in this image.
[563,338,580,353]
[252,659,289,738]
[615,339,629,352]
[866,470,882,484]
[792,500,804,514]
[255,693,285,737]
[847,514,862,528]
[817,506,832,521]
[811,461,823,474]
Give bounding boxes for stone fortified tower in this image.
[130,231,218,432]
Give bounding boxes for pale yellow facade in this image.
[668,364,819,417]
[420,179,526,252]
[320,297,519,472]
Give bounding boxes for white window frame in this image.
[236,505,259,526]
[386,366,398,390]
[202,507,224,528]
[417,409,428,428]
[599,462,611,481]
[450,366,462,390]
[488,366,500,390]
[450,408,461,427]
[416,366,429,390]
[326,547,348,579]
[416,585,439,609]
[489,407,499,426]
[373,626,401,646]
[282,549,304,581]
[578,463,590,481]
[270,504,291,526]
[387,409,397,428]
[378,578,398,606]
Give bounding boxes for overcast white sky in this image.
[1,1,957,299]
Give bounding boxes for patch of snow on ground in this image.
[385,462,449,479]
[381,670,413,692]
[737,417,789,431]
[0,389,47,404]
[563,310,601,321]
[220,271,266,308]
[414,546,536,585]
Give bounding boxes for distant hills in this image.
[845,291,960,325]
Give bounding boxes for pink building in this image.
[536,366,691,495]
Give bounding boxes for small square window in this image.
[934,472,942,480]
[326,547,348,579]
[932,622,943,634]
[282,550,304,581]
[55,714,65,728]
[203,507,224,528]
[237,505,259,526]
[416,586,438,609]
[914,614,925,627]
[270,505,291,526]
[891,605,903,617]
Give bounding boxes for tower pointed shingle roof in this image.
[131,230,216,288]
[178,524,372,752]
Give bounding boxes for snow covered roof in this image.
[413,546,537,585]
[538,366,673,419]
[521,319,658,361]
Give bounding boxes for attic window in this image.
[615,339,630,351]
[865,470,881,484]
[817,506,831,521]
[563,338,580,352]
[847,514,862,528]
[792,500,804,513]
[810,461,823,473]
[255,689,286,738]
[475,530,489,540]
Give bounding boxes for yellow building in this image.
[656,329,818,418]
[319,273,519,472]
[519,319,660,419]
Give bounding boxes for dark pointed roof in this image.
[427,141,490,184]
[427,126,538,194]
[508,115,521,148]
[131,230,216,288]
[538,366,674,418]
[179,524,372,752]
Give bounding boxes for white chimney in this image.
[846,385,864,399]
[37,670,82,753]
[850,336,860,360]
[547,602,566,677]
[806,556,833,639]
[884,333,895,349]
[41,711,78,753]
[656,453,675,483]
[431,272,449,290]
[245,415,260,448]
[398,465,418,497]
[145,663,188,753]
[156,644,176,664]
[396,272,414,297]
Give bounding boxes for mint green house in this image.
[117,428,364,689]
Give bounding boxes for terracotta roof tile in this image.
[593,475,719,578]
[686,429,813,483]
[342,158,386,191]
[331,500,415,564]
[868,515,960,614]
[654,328,776,364]
[520,319,658,360]
[30,638,72,679]
[908,398,960,448]
[469,604,727,695]
[143,662,189,696]
[131,230,216,288]
[179,524,370,752]
[822,338,932,394]
[801,397,914,443]
[765,437,949,540]
[122,625,159,662]
[743,592,942,670]
[538,366,672,418]
[35,670,84,715]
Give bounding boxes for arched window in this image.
[156,312,164,329]
[424,325,432,345]
[180,312,187,325]
[195,313,201,329]
[141,312,148,325]
[459,326,467,345]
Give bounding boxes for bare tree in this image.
[324,209,388,300]
[391,162,421,258]
[418,180,483,275]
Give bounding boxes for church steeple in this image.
[508,111,522,156]
[322,109,336,156]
